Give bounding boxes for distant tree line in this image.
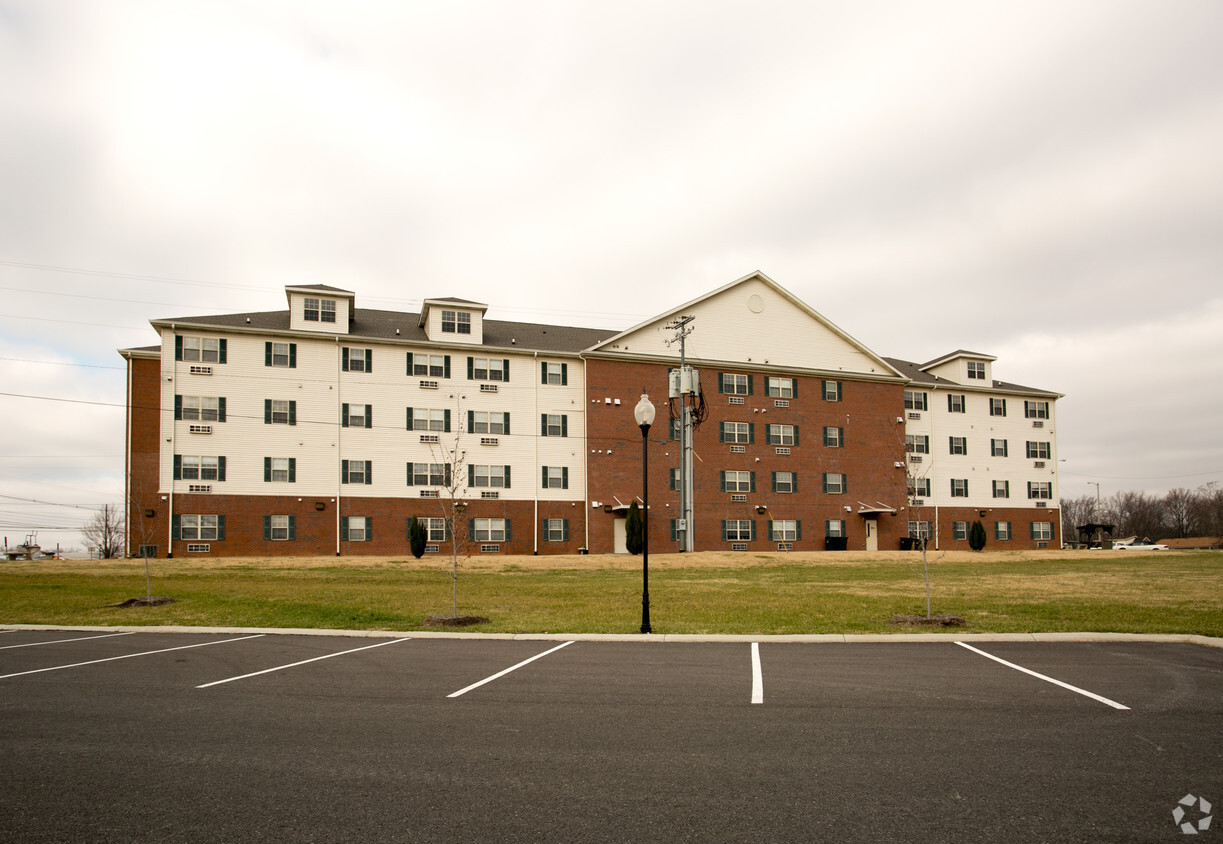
[1060,482,1223,542]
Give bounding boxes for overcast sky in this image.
[2,0,1221,552]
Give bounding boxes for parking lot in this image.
[2,629,1220,842]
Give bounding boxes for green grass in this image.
[2,552,1222,636]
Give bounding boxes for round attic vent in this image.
[747,293,765,313]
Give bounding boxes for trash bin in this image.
[899,537,914,550]
[824,536,848,551]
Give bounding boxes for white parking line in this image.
[448,641,574,698]
[196,637,410,688]
[955,641,1130,710]
[751,642,764,704]
[0,632,136,650]
[0,635,265,680]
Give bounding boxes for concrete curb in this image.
[3,624,1221,649]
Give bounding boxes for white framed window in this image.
[904,391,928,411]
[411,353,448,377]
[182,336,221,362]
[1028,481,1052,500]
[950,478,969,497]
[543,519,568,542]
[180,396,220,422]
[270,342,291,367]
[411,408,448,432]
[906,435,929,454]
[421,517,446,542]
[269,457,292,483]
[823,380,842,401]
[343,403,370,429]
[947,394,966,413]
[723,520,754,541]
[766,424,796,446]
[723,470,752,493]
[989,397,1006,416]
[826,519,846,538]
[269,399,292,425]
[471,465,510,488]
[770,520,798,541]
[995,521,1011,541]
[721,373,749,395]
[908,521,931,540]
[410,463,449,487]
[908,478,931,497]
[1031,521,1053,541]
[344,348,368,372]
[542,466,568,489]
[474,518,507,542]
[179,455,220,481]
[180,514,219,541]
[543,414,567,437]
[773,471,795,493]
[269,515,290,540]
[343,459,371,485]
[823,473,845,494]
[441,310,471,334]
[1026,441,1051,459]
[471,411,507,434]
[1025,400,1050,419]
[953,521,968,540]
[991,439,1008,457]
[344,516,369,542]
[542,362,567,385]
[823,427,842,448]
[721,422,750,444]
[949,436,967,455]
[471,357,506,381]
[967,361,986,380]
[304,297,336,323]
[766,377,794,398]
[993,480,1010,499]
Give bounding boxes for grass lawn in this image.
[2,549,1221,636]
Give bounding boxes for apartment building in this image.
[120,273,1061,557]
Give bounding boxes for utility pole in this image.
[665,316,696,552]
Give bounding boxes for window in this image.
[342,516,370,542]
[766,377,794,398]
[1025,400,1050,419]
[720,422,752,444]
[826,519,846,538]
[669,418,681,441]
[823,473,846,494]
[967,361,986,380]
[342,348,371,373]
[470,411,507,434]
[543,519,569,542]
[342,460,372,485]
[303,298,335,323]
[409,408,449,432]
[266,515,294,541]
[265,342,296,368]
[990,397,1006,416]
[421,517,447,542]
[949,436,967,455]
[904,391,928,411]
[411,353,449,378]
[822,427,843,448]
[670,468,680,491]
[766,424,796,446]
[178,395,222,422]
[179,336,223,363]
[991,439,1008,457]
[175,455,223,482]
[178,514,220,541]
[722,470,753,493]
[469,357,508,381]
[471,465,510,488]
[723,520,754,541]
[908,521,931,540]
[995,521,1011,541]
[908,478,930,498]
[770,520,799,542]
[541,362,568,385]
[441,310,471,334]
[772,471,795,493]
[542,414,568,437]
[265,457,295,483]
[1031,521,1053,541]
[265,399,295,425]
[950,479,969,497]
[342,403,371,429]
[473,518,508,542]
[1026,441,1051,460]
[947,394,965,413]
[542,466,569,489]
[409,463,450,487]
[720,373,750,395]
[823,380,842,402]
[906,435,929,454]
[1028,481,1052,500]
[993,480,1010,499]
[953,521,968,540]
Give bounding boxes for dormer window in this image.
[304,298,336,324]
[442,311,471,334]
[967,361,986,380]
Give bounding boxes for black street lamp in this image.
[634,392,656,634]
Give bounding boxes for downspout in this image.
[336,337,342,556]
[125,353,132,557]
[166,326,175,558]
[580,351,590,554]
[532,351,539,555]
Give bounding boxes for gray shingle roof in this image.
[884,356,1059,396]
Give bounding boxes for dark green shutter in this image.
[561,416,568,437]
[748,423,755,444]
[264,457,272,482]
[288,344,296,368]
[560,363,568,385]
[541,362,547,383]
[542,466,548,487]
[467,465,474,488]
[364,405,372,428]
[341,517,348,541]
[504,519,512,542]
[342,347,349,371]
[365,461,372,485]
[444,409,450,432]
[562,467,569,489]
[790,379,797,398]
[288,401,296,426]
[562,519,569,542]
[793,426,799,446]
[747,374,753,395]
[217,456,226,482]
[721,520,728,541]
[288,458,296,482]
[718,422,726,443]
[171,515,181,540]
[265,342,272,367]
[406,408,414,430]
[718,373,726,394]
[216,516,225,541]
[541,414,548,436]
[218,339,227,364]
[175,335,183,360]
[173,454,181,480]
[366,349,372,373]
[264,399,272,424]
[795,521,802,541]
[502,359,510,381]
[749,521,757,541]
[287,516,295,540]
[749,472,756,493]
[263,516,271,540]
[792,473,798,493]
[443,356,450,378]
[341,460,349,483]
[174,395,182,420]
[504,414,510,435]
[467,357,474,379]
[342,404,350,428]
[504,466,511,488]
[366,517,372,542]
[217,397,226,422]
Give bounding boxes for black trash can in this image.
[899,537,914,551]
[824,536,848,551]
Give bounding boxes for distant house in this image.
[1159,537,1223,550]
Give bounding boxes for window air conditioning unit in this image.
[188,365,212,375]
[1033,420,1044,428]
[1036,501,1047,508]
[419,380,439,389]
[480,383,498,393]
[188,424,212,434]
[419,434,439,444]
[480,437,499,446]
[1034,461,1046,468]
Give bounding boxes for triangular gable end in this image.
[586,271,903,380]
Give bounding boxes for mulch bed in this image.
[888,613,966,627]
[424,614,490,627]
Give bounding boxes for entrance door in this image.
[865,519,878,552]
[613,517,628,554]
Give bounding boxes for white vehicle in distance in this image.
[1114,539,1170,550]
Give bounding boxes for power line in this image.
[0,356,124,371]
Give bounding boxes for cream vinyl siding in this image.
[287,291,351,334]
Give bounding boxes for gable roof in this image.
[884,356,1062,397]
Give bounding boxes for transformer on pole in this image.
[666,316,697,552]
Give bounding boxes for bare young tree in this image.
[901,428,940,617]
[82,504,124,559]
[428,411,471,618]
